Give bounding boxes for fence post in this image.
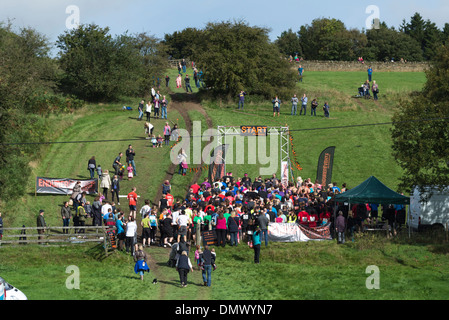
[103,227,108,256]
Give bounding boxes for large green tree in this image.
[192,20,297,99]
[56,24,141,101]
[132,32,169,96]
[364,22,423,62]
[298,18,365,61]
[275,28,302,57]
[401,12,444,60]
[391,42,449,192]
[0,22,59,200]
[163,28,203,59]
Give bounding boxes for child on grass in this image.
[127,163,134,180]
[151,134,157,148]
[156,134,163,148]
[194,245,202,270]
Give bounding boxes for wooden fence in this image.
[167,59,192,68]
[0,225,117,255]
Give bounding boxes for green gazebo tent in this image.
[334,176,410,205]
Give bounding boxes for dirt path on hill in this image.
[146,91,212,300]
[151,92,213,206]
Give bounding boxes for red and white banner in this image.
[35,177,98,195]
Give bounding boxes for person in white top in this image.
[145,101,152,121]
[101,201,112,221]
[125,215,137,256]
[140,200,151,220]
[171,209,179,236]
[177,210,189,243]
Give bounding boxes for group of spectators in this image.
[270,94,330,117]
[357,66,380,100]
[176,59,204,93]
[138,88,168,122]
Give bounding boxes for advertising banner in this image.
[208,144,229,183]
[35,177,98,195]
[267,223,332,242]
[316,146,336,188]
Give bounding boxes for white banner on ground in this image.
[267,222,332,242]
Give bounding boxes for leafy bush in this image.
[27,92,85,114]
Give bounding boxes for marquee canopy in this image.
[334,176,410,205]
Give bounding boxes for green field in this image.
[2,68,449,301]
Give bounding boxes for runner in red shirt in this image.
[297,209,309,227]
[127,187,138,219]
[190,183,200,194]
[308,211,318,228]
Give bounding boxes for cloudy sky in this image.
[1,0,448,53]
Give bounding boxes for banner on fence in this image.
[267,222,332,242]
[35,177,98,195]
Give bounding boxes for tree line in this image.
[0,22,168,200]
[273,13,449,62]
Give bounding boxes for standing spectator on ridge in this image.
[238,91,247,110]
[111,175,120,205]
[176,74,182,88]
[87,156,96,179]
[181,58,187,73]
[367,65,373,82]
[37,209,47,244]
[138,100,144,121]
[300,94,308,115]
[61,201,72,234]
[112,152,123,176]
[372,81,379,101]
[153,96,160,119]
[163,122,171,146]
[165,75,170,88]
[291,94,299,115]
[311,98,318,116]
[161,96,168,120]
[145,100,152,122]
[185,74,193,93]
[323,102,330,118]
[298,65,304,82]
[100,170,112,200]
[272,96,281,117]
[92,197,102,226]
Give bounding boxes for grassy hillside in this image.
[4,68,448,302]
[196,71,426,192]
[1,233,448,300]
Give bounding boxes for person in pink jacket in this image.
[215,211,227,247]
